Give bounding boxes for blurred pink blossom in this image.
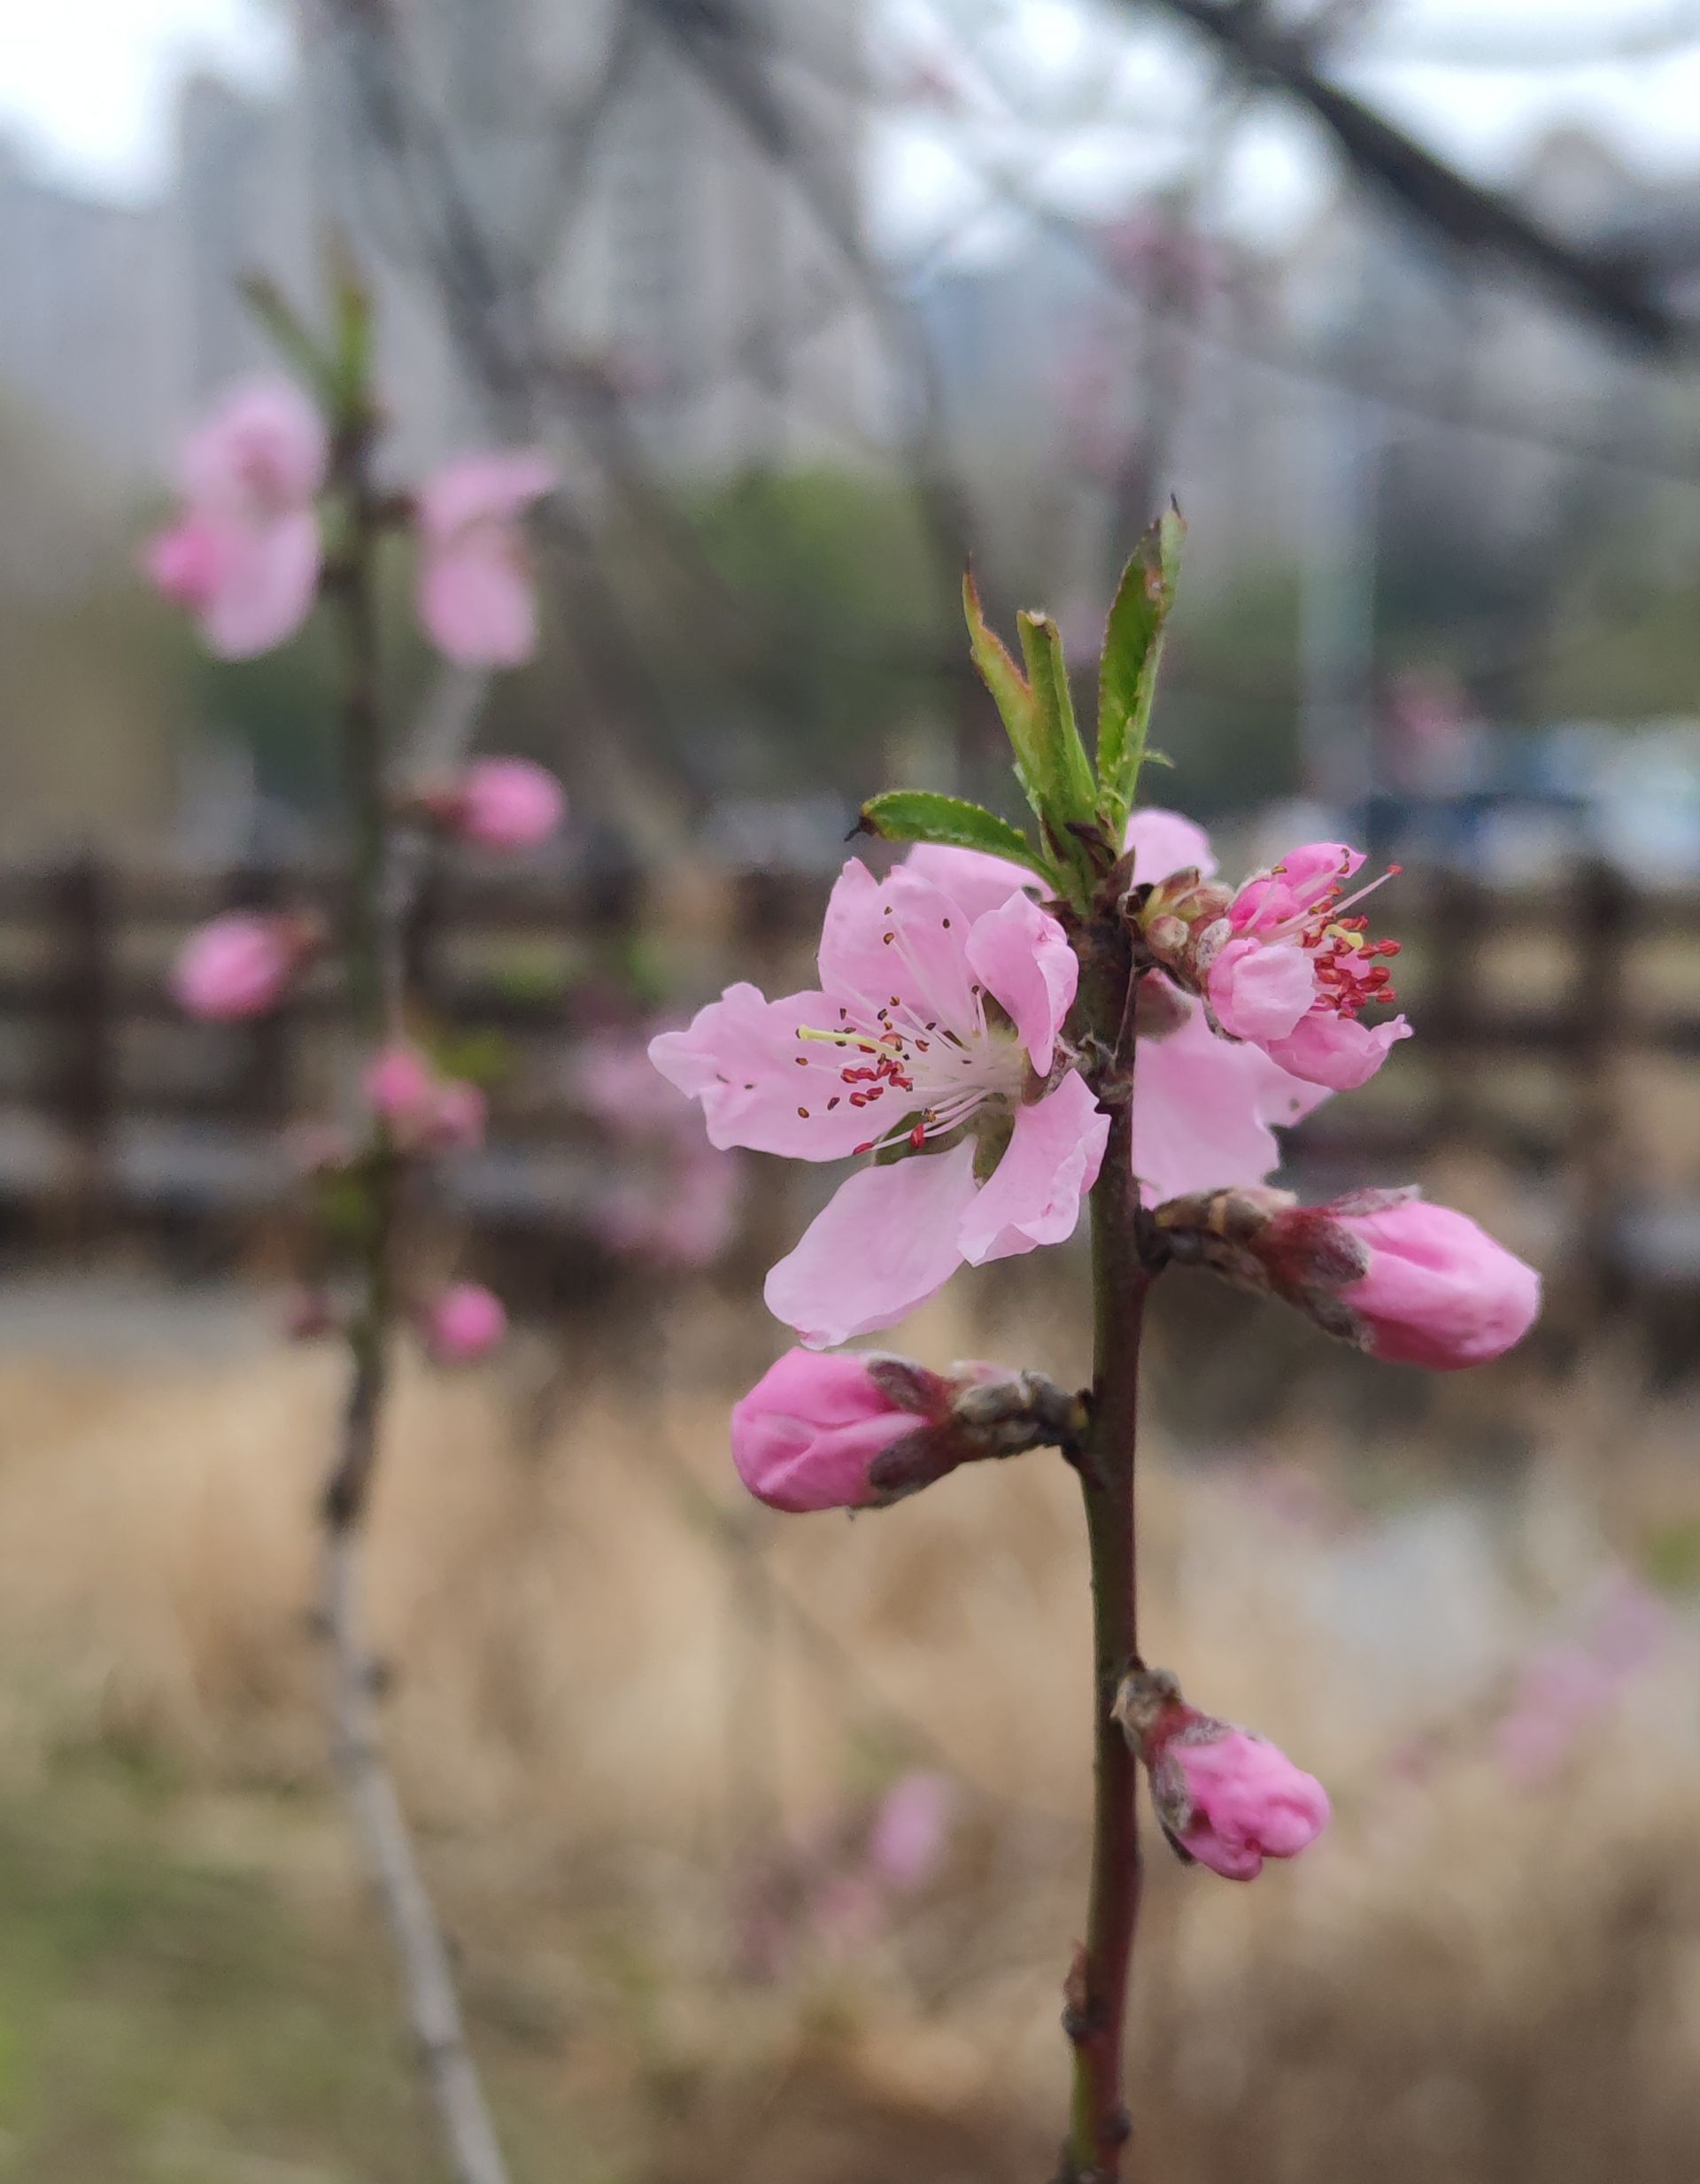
[415,451,557,665]
[145,379,326,658]
[421,1282,507,1364]
[361,1042,487,1153]
[172,911,309,1021]
[866,1770,954,1891]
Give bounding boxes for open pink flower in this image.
[1207,842,1410,1089]
[415,451,557,666]
[651,859,1106,1346]
[730,1349,948,1511]
[421,1282,507,1363]
[1332,1197,1541,1368]
[172,911,309,1021]
[145,379,327,658]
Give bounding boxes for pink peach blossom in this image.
[1211,841,1411,1089]
[652,857,1106,1346]
[361,1043,487,1154]
[1161,1725,1331,1880]
[415,451,557,666]
[730,1348,947,1512]
[866,1771,954,1891]
[1126,1679,1329,1881]
[421,1282,507,1363]
[1334,1199,1541,1369]
[1132,999,1328,1203]
[172,911,305,1021]
[145,379,326,658]
[451,758,565,850]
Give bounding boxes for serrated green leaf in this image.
[856,792,1050,877]
[1097,504,1186,828]
[1016,611,1099,825]
[962,570,1045,817]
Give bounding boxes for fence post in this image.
[50,853,114,1238]
[1570,856,1631,1328]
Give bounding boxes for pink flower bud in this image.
[421,1282,507,1364]
[361,1043,487,1154]
[866,1771,954,1892]
[1117,1669,1328,1882]
[362,1042,438,1127]
[1333,1198,1541,1369]
[730,1349,950,1513]
[452,758,565,850]
[172,911,305,1021]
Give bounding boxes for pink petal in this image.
[1206,937,1316,1042]
[901,843,1039,923]
[1132,1001,1329,1203]
[1263,1011,1411,1091]
[418,531,538,667]
[1341,1200,1542,1369]
[417,450,559,541]
[1124,808,1216,882]
[182,510,321,659]
[817,859,978,1031]
[182,378,328,511]
[964,892,1078,1073]
[956,1072,1108,1266]
[649,985,882,1161]
[763,1143,978,1347]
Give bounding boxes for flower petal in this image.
[901,843,1039,923]
[764,1143,978,1347]
[817,859,978,1032]
[198,511,322,659]
[418,532,538,667]
[417,451,559,541]
[182,378,328,510]
[1132,1001,1329,1203]
[956,1072,1108,1266]
[1124,808,1216,882]
[964,892,1078,1073]
[1206,937,1316,1042]
[1263,1011,1411,1091]
[648,984,877,1159]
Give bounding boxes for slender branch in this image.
[317,312,514,2184]
[1058,935,1154,2184]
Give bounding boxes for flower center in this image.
[790,988,1025,1158]
[1250,858,1402,1020]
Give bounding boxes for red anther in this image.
[796,1105,809,1119]
[908,1122,927,1149]
[826,1096,840,1110]
[794,1054,808,1066]
[1387,863,1403,874]
[849,1091,869,1107]
[1379,939,1402,956]
[854,1140,874,1155]
[915,1038,931,1052]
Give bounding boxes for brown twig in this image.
[316,283,514,2184]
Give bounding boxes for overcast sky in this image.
[2,0,1697,249]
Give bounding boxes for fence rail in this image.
[0,850,1694,1313]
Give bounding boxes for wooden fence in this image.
[0,851,1695,1316]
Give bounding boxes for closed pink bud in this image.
[427,758,565,851]
[421,1283,507,1363]
[172,911,305,1021]
[362,1042,438,1127]
[1117,1669,1328,1882]
[1334,1198,1541,1369]
[362,1044,487,1153]
[730,1348,947,1514]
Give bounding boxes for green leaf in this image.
[856,792,1050,877]
[239,275,335,402]
[1016,611,1099,826]
[962,570,1046,817]
[1097,504,1186,828]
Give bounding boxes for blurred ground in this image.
[0,1279,1696,2182]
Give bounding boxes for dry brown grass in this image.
[1,1298,1697,2181]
